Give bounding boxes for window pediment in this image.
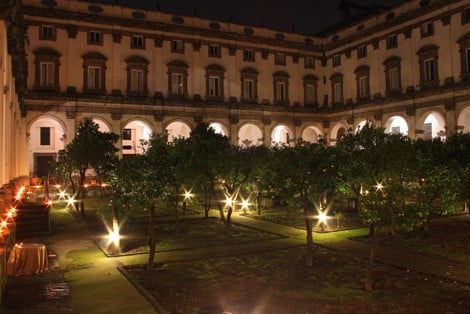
[241,67,259,75]
[273,71,289,78]
[417,45,439,56]
[206,64,225,72]
[167,60,189,68]
[125,55,149,64]
[33,47,61,57]
[82,52,107,61]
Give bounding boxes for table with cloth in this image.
[7,243,48,276]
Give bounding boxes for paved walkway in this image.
[2,208,469,313]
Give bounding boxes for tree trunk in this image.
[174,188,180,235]
[304,196,313,268]
[147,205,156,269]
[256,192,262,215]
[226,207,233,237]
[365,223,379,291]
[79,171,86,217]
[110,204,120,254]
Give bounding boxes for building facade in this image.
[3,0,470,177]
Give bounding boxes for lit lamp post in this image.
[240,197,251,215]
[182,188,193,216]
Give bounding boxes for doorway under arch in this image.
[122,120,153,155]
[238,124,263,147]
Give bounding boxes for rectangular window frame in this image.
[88,30,103,45]
[275,53,286,66]
[208,76,220,97]
[208,44,221,58]
[388,68,400,91]
[358,76,369,98]
[357,45,367,59]
[304,56,314,69]
[40,62,55,87]
[275,81,286,101]
[171,39,184,53]
[421,22,434,38]
[243,49,255,62]
[131,35,145,49]
[130,69,144,92]
[171,72,184,95]
[87,66,101,90]
[122,129,132,141]
[243,79,254,99]
[423,58,436,83]
[40,127,51,146]
[387,34,398,49]
[334,82,343,104]
[333,54,341,67]
[40,25,55,41]
[305,84,315,104]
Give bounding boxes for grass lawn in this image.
[127,246,470,313]
[376,217,470,264]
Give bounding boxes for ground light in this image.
[104,218,122,255]
[240,197,251,215]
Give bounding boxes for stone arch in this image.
[300,125,322,143]
[418,110,446,140]
[271,124,294,147]
[457,105,470,133]
[330,122,349,144]
[165,120,192,142]
[384,115,409,136]
[238,123,263,147]
[121,119,154,155]
[208,122,229,137]
[28,114,67,177]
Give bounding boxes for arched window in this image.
[33,48,61,92]
[273,71,289,105]
[125,56,149,96]
[167,60,189,98]
[82,52,107,94]
[240,67,259,103]
[205,64,225,101]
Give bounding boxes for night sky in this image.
[87,0,407,35]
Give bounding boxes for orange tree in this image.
[264,141,345,267]
[109,134,174,268]
[337,124,421,291]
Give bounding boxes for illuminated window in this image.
[171,40,184,53]
[387,34,398,49]
[273,71,289,105]
[88,31,102,45]
[208,44,221,58]
[125,56,149,96]
[240,67,258,103]
[205,64,225,100]
[417,45,439,88]
[305,56,314,69]
[82,52,107,94]
[275,53,286,66]
[330,72,343,105]
[167,60,189,98]
[391,126,400,134]
[333,54,341,67]
[34,48,61,91]
[383,56,402,95]
[243,49,255,62]
[131,35,145,49]
[40,25,55,41]
[357,45,367,59]
[171,73,184,95]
